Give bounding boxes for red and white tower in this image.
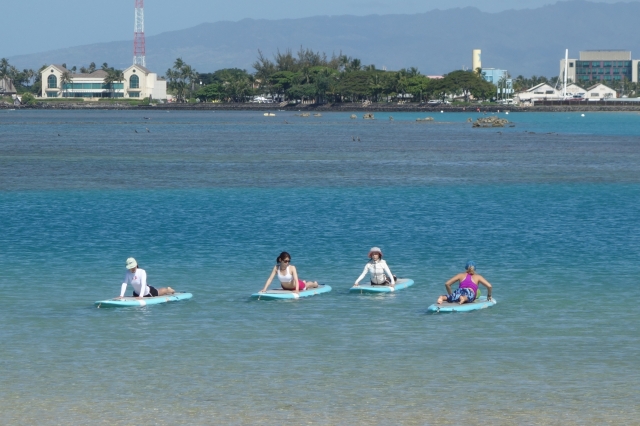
[133,0,146,67]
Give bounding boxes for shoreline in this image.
[4,102,640,112]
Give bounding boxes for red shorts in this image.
[282,280,306,291]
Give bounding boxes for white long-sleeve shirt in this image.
[121,268,149,297]
[355,260,395,285]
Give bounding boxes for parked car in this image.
[427,100,441,105]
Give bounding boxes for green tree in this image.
[60,71,72,98]
[21,92,36,105]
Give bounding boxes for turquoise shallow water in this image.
[1,110,639,425]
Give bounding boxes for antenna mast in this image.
[133,0,146,67]
[563,49,568,98]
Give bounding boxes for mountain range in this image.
[8,1,640,77]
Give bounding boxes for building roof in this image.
[526,82,556,92]
[580,51,631,61]
[50,64,70,73]
[586,83,614,91]
[125,64,153,74]
[0,77,17,94]
[70,70,109,79]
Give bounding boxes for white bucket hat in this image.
[368,247,383,258]
[125,257,138,269]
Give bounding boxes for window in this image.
[591,93,599,97]
[46,91,58,98]
[534,91,544,94]
[130,75,140,89]
[569,62,574,67]
[47,75,58,89]
[545,90,555,94]
[592,61,601,67]
[129,92,140,98]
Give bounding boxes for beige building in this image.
[1,77,17,94]
[586,83,617,100]
[560,50,639,84]
[516,83,559,102]
[41,64,166,99]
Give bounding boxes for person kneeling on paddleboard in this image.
[436,261,492,305]
[117,257,175,299]
[354,247,396,287]
[260,252,319,294]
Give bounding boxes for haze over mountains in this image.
[8,1,640,77]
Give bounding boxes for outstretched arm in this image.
[354,264,369,286]
[118,283,127,299]
[291,266,300,293]
[382,261,395,286]
[137,270,148,299]
[260,266,277,292]
[444,273,464,295]
[477,275,493,300]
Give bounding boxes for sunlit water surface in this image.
[1,110,639,425]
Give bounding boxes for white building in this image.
[564,83,586,98]
[585,83,617,100]
[41,64,166,100]
[516,83,559,102]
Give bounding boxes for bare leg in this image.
[437,295,448,304]
[158,287,175,296]
[304,280,319,289]
[458,295,468,305]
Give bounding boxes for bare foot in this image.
[437,296,446,304]
[167,287,175,294]
[459,296,468,305]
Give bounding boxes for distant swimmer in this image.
[135,129,138,133]
[436,261,492,305]
[146,128,150,133]
[354,247,396,287]
[260,252,319,294]
[144,117,150,120]
[58,134,61,136]
[357,137,361,142]
[352,136,356,141]
[117,258,175,300]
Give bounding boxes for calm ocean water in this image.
[1,110,639,425]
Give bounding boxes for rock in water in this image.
[472,116,510,128]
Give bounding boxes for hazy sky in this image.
[4,0,635,57]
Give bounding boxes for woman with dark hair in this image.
[260,252,319,293]
[436,261,493,305]
[354,247,396,287]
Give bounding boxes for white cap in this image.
[125,257,138,269]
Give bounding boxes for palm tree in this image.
[60,71,72,98]
[104,69,125,98]
[181,64,198,99]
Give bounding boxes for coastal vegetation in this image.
[191,48,498,104]
[1,52,638,103]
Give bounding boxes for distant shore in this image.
[4,102,640,113]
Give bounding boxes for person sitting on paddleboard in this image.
[354,247,396,287]
[436,261,492,305]
[260,252,319,293]
[117,257,175,299]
